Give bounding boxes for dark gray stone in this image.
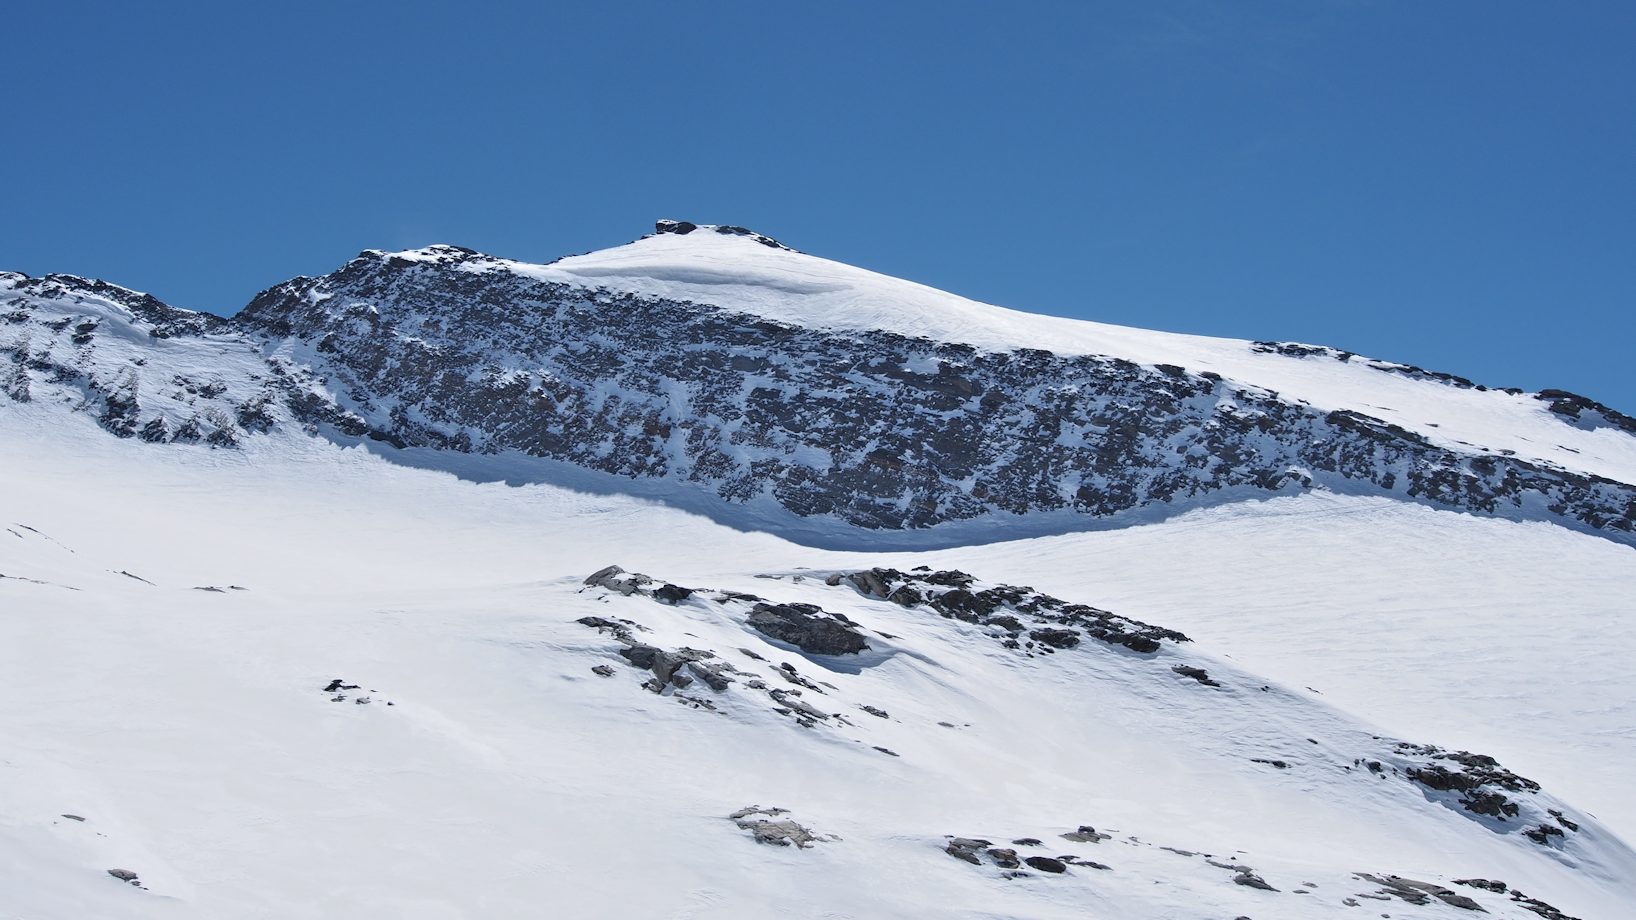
[747,603,869,655]
[1024,856,1067,873]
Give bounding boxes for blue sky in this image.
[5,1,1633,409]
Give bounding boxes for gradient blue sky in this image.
[5,1,1633,408]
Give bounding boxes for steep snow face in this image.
[1,411,1632,920]
[527,226,1636,484]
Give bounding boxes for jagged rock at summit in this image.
[3,223,1635,543]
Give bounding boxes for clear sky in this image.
[5,1,1633,409]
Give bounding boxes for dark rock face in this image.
[746,603,869,655]
[654,583,693,604]
[7,250,1636,544]
[1023,856,1067,873]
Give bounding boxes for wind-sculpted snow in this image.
[5,233,1636,546]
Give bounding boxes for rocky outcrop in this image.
[746,603,870,655]
[832,567,1187,655]
[1452,880,1581,920]
[729,806,831,848]
[1355,874,1484,911]
[1391,742,1584,847]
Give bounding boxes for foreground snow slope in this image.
[926,494,1636,842]
[3,408,1632,919]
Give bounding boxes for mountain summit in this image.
[4,226,1633,542]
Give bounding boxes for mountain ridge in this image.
[5,227,1635,545]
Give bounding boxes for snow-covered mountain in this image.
[4,223,1634,919]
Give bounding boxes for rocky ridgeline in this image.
[230,247,1636,537]
[7,246,1635,542]
[828,566,1188,654]
[1254,339,1636,438]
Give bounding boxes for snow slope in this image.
[2,407,1632,919]
[5,224,1636,918]
[925,494,1636,843]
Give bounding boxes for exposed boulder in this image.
[731,806,830,848]
[986,847,1020,869]
[583,565,653,596]
[685,660,735,692]
[747,602,869,655]
[654,583,693,604]
[1172,665,1220,687]
[944,837,992,865]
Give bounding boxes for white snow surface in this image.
[6,231,1636,918]
[3,405,1634,919]
[451,229,1636,485]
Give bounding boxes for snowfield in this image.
[4,225,1636,918]
[3,407,1633,919]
